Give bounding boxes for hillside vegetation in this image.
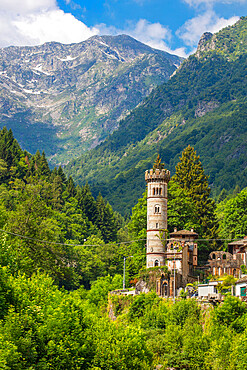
[0,128,247,369]
[65,17,247,215]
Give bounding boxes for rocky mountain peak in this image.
[0,35,182,165]
[196,32,214,56]
[198,32,213,48]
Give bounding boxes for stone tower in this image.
[145,159,170,268]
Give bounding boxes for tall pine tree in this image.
[76,183,98,224]
[173,145,218,241]
[96,193,117,243]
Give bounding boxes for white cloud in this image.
[177,10,239,46]
[183,0,246,6]
[0,0,56,13]
[13,10,99,46]
[130,19,172,44]
[97,19,189,57]
[0,0,99,47]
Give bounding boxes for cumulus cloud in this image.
[97,19,188,57]
[0,0,56,13]
[0,0,98,47]
[177,10,239,46]
[13,10,99,46]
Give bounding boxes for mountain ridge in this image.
[64,17,247,215]
[0,34,182,165]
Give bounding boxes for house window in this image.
[223,254,226,260]
[212,253,216,259]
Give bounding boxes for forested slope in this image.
[0,127,132,289]
[65,17,247,215]
[1,129,247,370]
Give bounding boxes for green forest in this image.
[65,16,247,215]
[0,127,247,368]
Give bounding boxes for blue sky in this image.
[0,0,246,56]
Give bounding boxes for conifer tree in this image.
[77,183,98,223]
[51,175,64,209]
[39,151,51,178]
[153,154,164,170]
[218,188,228,203]
[57,166,67,186]
[66,176,76,198]
[96,193,117,243]
[0,127,23,181]
[173,145,218,240]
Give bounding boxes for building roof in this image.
[170,229,198,237]
[228,237,247,246]
[236,276,247,284]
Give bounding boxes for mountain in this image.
[0,35,182,165]
[65,17,247,215]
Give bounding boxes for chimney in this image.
[191,228,194,232]
[174,228,177,232]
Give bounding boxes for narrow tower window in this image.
[153,188,155,196]
[154,260,159,267]
[154,205,160,214]
[159,188,162,195]
[156,223,159,229]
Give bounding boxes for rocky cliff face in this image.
[0,35,182,164]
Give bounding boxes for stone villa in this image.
[144,159,246,298]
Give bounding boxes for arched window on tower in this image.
[154,260,159,267]
[154,205,160,214]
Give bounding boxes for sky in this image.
[0,0,246,57]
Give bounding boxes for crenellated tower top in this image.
[145,168,170,183]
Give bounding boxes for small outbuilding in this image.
[235,276,247,298]
[198,281,219,299]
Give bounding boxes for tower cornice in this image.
[145,168,170,183]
